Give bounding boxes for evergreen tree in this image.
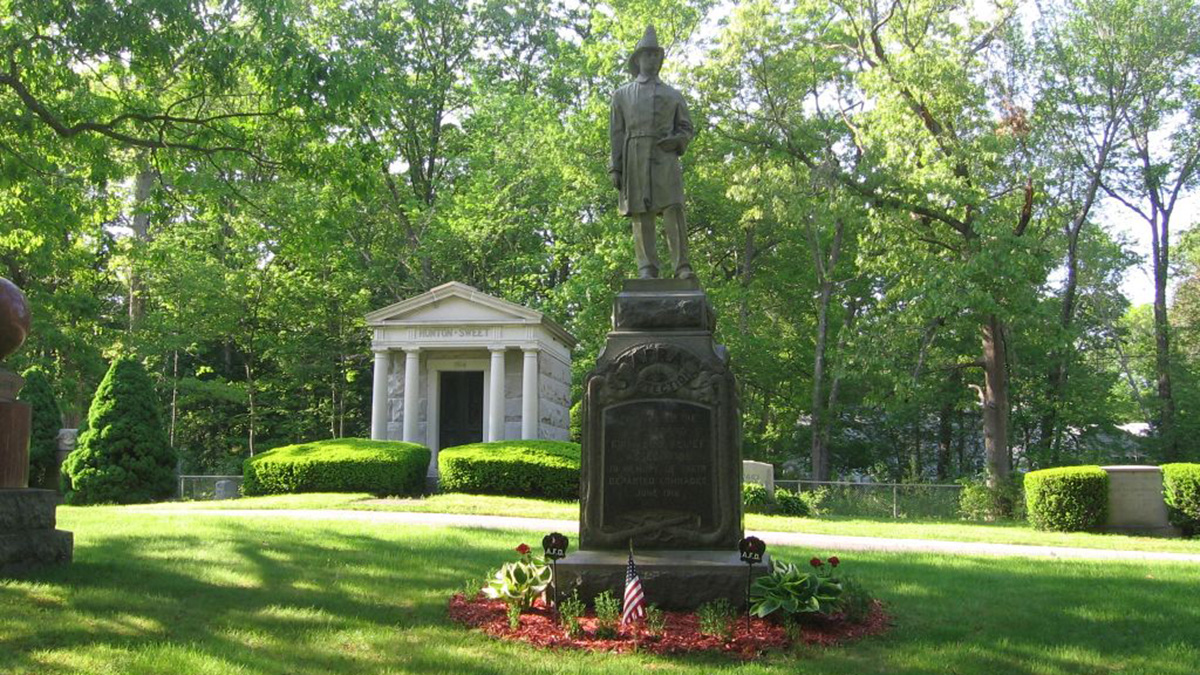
[17,366,63,488]
[62,357,176,504]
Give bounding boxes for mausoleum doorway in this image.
[438,370,483,448]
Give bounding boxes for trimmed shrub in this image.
[17,366,62,488]
[243,438,429,496]
[774,487,810,517]
[569,400,582,443]
[62,357,176,505]
[1024,466,1109,532]
[438,440,579,499]
[743,482,769,511]
[1162,463,1200,537]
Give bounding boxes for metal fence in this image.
[774,479,963,520]
[177,475,243,501]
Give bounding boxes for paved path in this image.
[133,509,1200,562]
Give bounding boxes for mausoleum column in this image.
[370,350,389,440]
[488,346,506,441]
[402,348,421,443]
[521,346,539,439]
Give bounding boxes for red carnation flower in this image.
[516,543,531,555]
[810,557,822,568]
[829,556,840,567]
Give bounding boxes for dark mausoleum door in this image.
[439,371,484,448]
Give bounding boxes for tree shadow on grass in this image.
[2,520,1199,675]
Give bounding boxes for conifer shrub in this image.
[17,366,62,488]
[1024,466,1109,532]
[437,440,579,499]
[243,438,429,496]
[1161,463,1200,537]
[62,357,176,505]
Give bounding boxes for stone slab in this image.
[613,279,715,332]
[743,460,774,497]
[0,529,73,575]
[0,489,58,531]
[553,549,770,610]
[1101,466,1179,537]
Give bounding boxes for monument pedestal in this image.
[0,489,73,574]
[577,278,746,609]
[556,550,768,610]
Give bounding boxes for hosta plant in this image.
[749,557,843,619]
[483,543,552,609]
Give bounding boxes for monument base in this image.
[0,489,73,575]
[555,550,769,610]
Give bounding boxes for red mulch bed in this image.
[447,593,890,659]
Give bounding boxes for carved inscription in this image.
[416,327,491,339]
[602,400,715,532]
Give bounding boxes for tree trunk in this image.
[1150,211,1177,460]
[981,314,1011,484]
[128,164,155,331]
[808,219,844,482]
[937,394,953,480]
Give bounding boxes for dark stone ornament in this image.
[542,532,568,560]
[579,277,743,552]
[0,278,31,361]
[739,536,766,565]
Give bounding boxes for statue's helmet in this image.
[626,25,664,75]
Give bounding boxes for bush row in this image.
[1024,466,1109,532]
[243,438,429,496]
[1162,463,1200,536]
[437,440,580,500]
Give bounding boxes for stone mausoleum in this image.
[365,282,575,478]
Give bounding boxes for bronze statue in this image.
[609,26,695,280]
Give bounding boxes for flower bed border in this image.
[447,593,889,659]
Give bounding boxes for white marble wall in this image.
[385,348,570,446]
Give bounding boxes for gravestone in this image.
[1101,466,1178,537]
[0,278,73,574]
[558,278,762,608]
[214,479,239,501]
[743,460,775,498]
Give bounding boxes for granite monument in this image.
[557,28,760,609]
[0,278,73,574]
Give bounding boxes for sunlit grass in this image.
[124,492,1200,554]
[2,508,1197,674]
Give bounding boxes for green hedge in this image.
[1162,463,1200,537]
[1024,466,1109,532]
[243,438,429,496]
[437,440,580,499]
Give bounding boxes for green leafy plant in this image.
[62,357,176,505]
[482,543,552,610]
[437,440,580,499]
[506,602,522,630]
[559,590,585,638]
[742,482,769,511]
[1162,463,1200,537]
[959,474,1026,521]
[774,487,809,516]
[750,557,843,619]
[799,487,830,516]
[593,590,620,638]
[243,438,429,496]
[644,604,666,637]
[17,366,62,489]
[837,576,875,624]
[1025,466,1109,531]
[697,598,735,640]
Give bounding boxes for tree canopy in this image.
[4,0,1199,480]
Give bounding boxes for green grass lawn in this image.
[2,508,1198,674]
[132,492,1200,554]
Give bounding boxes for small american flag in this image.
[620,548,646,626]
